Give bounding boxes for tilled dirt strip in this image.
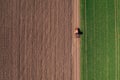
[72,0,80,80]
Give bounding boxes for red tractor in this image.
[74,28,83,38]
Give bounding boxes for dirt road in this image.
[0,0,80,80]
[72,0,80,80]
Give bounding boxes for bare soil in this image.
[0,0,80,80]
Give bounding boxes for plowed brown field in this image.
[0,0,80,80]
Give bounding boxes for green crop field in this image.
[80,0,120,80]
